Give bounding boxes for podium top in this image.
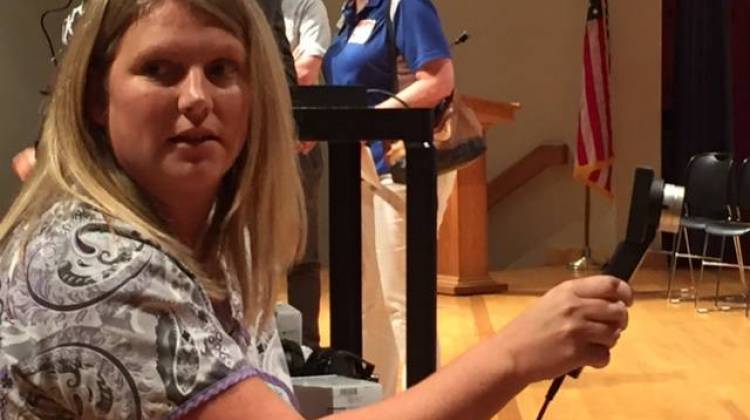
[461,95,520,129]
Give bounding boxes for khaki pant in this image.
[361,148,456,397]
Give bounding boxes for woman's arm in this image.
[334,275,630,419]
[183,276,632,420]
[295,54,324,86]
[293,0,330,86]
[376,58,455,110]
[183,377,305,420]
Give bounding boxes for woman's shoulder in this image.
[22,200,176,264]
[1,200,203,313]
[32,200,158,248]
[0,201,272,418]
[18,202,149,267]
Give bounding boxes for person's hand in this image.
[11,147,37,182]
[296,141,317,155]
[495,275,633,384]
[385,140,406,166]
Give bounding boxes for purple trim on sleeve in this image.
[256,370,300,411]
[166,368,299,419]
[166,368,260,419]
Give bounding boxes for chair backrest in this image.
[683,152,733,219]
[737,157,750,218]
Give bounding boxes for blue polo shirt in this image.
[323,0,451,174]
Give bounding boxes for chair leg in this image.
[732,236,749,318]
[696,233,710,310]
[684,228,697,293]
[735,236,748,290]
[715,237,727,307]
[667,228,683,302]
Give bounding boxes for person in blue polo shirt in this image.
[324,0,457,396]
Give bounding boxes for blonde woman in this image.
[0,0,304,416]
[10,0,296,183]
[0,0,631,419]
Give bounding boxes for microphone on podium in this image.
[452,31,470,46]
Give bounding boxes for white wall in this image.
[433,0,618,267]
[0,1,661,271]
[0,1,64,213]
[319,0,661,268]
[610,0,663,242]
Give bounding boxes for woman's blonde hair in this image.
[0,0,305,327]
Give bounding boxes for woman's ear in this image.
[86,68,108,127]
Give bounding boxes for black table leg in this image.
[405,141,437,386]
[328,142,362,356]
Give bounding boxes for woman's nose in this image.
[177,68,213,125]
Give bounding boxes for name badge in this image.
[348,19,376,44]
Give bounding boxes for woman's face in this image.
[100,0,251,201]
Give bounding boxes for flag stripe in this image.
[584,22,606,161]
[574,0,613,197]
[579,81,597,165]
[596,9,613,156]
[594,23,611,161]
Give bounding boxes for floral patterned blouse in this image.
[0,201,296,419]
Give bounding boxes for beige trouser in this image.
[361,148,456,397]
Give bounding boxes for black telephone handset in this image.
[536,168,684,420]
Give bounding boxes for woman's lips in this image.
[169,135,219,145]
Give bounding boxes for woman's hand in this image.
[11,147,36,182]
[385,140,405,166]
[296,140,317,155]
[495,275,633,384]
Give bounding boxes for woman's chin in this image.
[162,152,231,181]
[151,162,226,195]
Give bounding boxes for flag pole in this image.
[569,185,601,272]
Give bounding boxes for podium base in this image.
[437,274,509,296]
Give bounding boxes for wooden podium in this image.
[437,96,520,295]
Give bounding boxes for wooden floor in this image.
[302,266,750,419]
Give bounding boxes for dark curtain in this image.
[663,0,733,187]
[661,0,733,259]
[732,0,750,162]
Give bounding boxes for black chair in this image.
[667,152,734,303]
[698,157,750,316]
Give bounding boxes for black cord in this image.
[366,88,410,108]
[536,375,566,420]
[41,0,75,67]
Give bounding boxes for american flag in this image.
[574,0,613,197]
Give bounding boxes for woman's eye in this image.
[141,61,181,84]
[206,60,240,84]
